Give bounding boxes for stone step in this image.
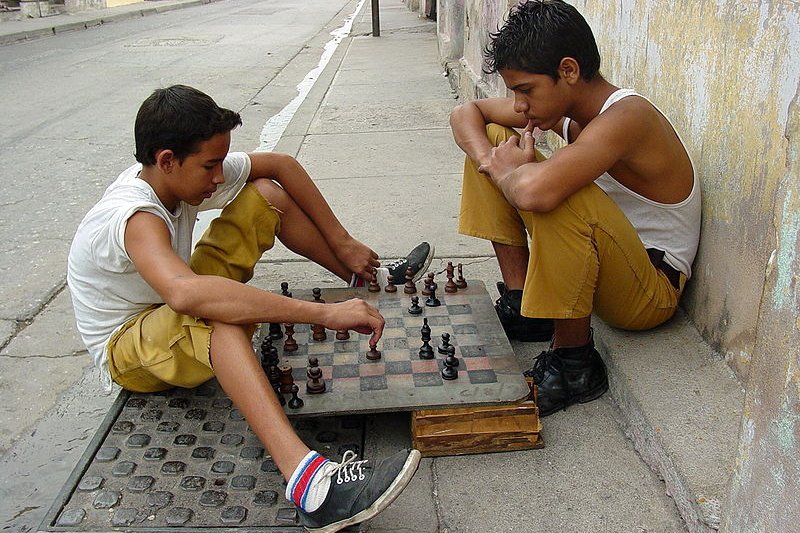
[594,311,745,532]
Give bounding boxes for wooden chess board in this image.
[257,280,531,416]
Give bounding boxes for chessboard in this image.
[256,278,531,416]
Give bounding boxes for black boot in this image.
[495,282,554,342]
[523,331,608,417]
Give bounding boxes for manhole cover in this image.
[41,380,365,531]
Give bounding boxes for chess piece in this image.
[335,329,350,340]
[279,363,294,393]
[425,281,441,307]
[312,288,325,303]
[280,282,292,298]
[421,272,434,296]
[368,274,381,293]
[288,384,304,409]
[283,324,298,352]
[408,296,423,315]
[455,263,468,289]
[418,319,434,358]
[312,323,327,342]
[273,382,286,406]
[438,333,455,355]
[260,337,273,363]
[269,322,283,340]
[445,262,458,293]
[441,354,459,380]
[366,342,382,361]
[403,266,416,294]
[384,274,397,293]
[306,357,326,394]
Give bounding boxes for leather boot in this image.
[524,330,608,417]
[495,282,554,342]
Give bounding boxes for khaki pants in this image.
[107,183,281,392]
[458,124,683,330]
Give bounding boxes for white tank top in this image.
[562,89,701,278]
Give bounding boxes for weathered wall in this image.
[433,0,800,529]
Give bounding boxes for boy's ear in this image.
[558,57,580,84]
[154,149,176,173]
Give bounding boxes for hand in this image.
[321,298,385,345]
[478,124,538,185]
[335,236,381,281]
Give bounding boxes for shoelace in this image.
[523,349,555,379]
[326,450,368,484]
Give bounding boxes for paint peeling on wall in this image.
[771,189,800,312]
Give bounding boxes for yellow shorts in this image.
[107,183,281,392]
[458,124,683,330]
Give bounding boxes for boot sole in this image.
[306,450,422,533]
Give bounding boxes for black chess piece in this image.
[455,263,468,289]
[312,287,325,303]
[269,322,283,340]
[438,332,454,355]
[288,384,304,409]
[312,323,327,342]
[445,261,458,293]
[420,318,431,340]
[403,266,416,294]
[425,282,441,307]
[260,337,273,363]
[366,342,382,361]
[306,357,326,394]
[273,382,286,406]
[408,296,423,315]
[385,274,397,293]
[281,281,292,298]
[335,329,350,340]
[441,354,459,380]
[283,324,298,352]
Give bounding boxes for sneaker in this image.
[495,284,554,342]
[298,449,422,533]
[381,242,434,285]
[523,330,608,417]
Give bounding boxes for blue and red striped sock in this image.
[285,451,332,512]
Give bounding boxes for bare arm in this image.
[124,211,384,343]
[247,151,379,279]
[449,97,528,171]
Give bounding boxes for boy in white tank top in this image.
[449,0,700,417]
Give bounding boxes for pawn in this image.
[288,384,304,409]
[455,263,468,289]
[366,342,382,361]
[368,275,381,293]
[272,382,286,406]
[269,322,283,340]
[441,354,459,381]
[421,272,434,296]
[335,329,350,340]
[445,261,458,293]
[280,282,292,298]
[283,324,298,352]
[384,274,397,293]
[278,363,294,393]
[312,287,325,303]
[306,357,326,394]
[408,296,423,315]
[403,266,417,294]
[438,332,453,355]
[425,282,441,307]
[312,323,327,342]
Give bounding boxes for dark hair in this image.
[134,85,242,165]
[484,0,601,81]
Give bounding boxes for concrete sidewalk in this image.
[0,0,707,531]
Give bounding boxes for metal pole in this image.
[371,0,380,37]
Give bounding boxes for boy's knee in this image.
[250,177,288,211]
